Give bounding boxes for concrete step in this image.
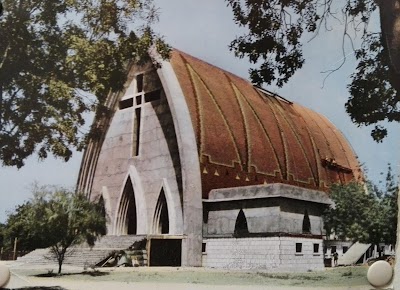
[15,248,53,265]
[16,235,147,268]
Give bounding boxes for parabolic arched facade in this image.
[77,49,361,270]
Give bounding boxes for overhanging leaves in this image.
[0,0,170,167]
[226,0,399,141]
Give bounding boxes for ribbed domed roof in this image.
[170,50,361,198]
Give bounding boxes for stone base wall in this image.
[203,237,324,272]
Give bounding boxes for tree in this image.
[324,182,379,244]
[324,172,398,256]
[226,0,399,141]
[0,0,169,168]
[4,185,106,274]
[3,201,46,252]
[0,222,4,249]
[380,164,398,245]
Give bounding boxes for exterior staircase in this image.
[338,242,371,266]
[15,235,147,268]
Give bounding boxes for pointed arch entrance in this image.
[115,177,137,235]
[113,166,148,235]
[234,209,249,236]
[149,187,182,266]
[98,195,106,220]
[153,188,169,234]
[100,186,113,234]
[302,209,311,233]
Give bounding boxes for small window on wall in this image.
[119,98,133,109]
[296,243,302,253]
[144,89,161,103]
[343,246,348,254]
[133,108,141,156]
[331,246,336,253]
[143,70,161,92]
[135,95,142,106]
[202,243,206,253]
[136,74,144,93]
[313,243,319,253]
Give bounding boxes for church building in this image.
[77,49,361,271]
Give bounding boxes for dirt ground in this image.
[0,262,384,290]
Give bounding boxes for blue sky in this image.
[0,0,398,223]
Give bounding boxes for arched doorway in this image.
[234,209,249,236]
[302,209,311,233]
[99,196,106,217]
[149,188,182,266]
[115,177,137,235]
[153,188,169,234]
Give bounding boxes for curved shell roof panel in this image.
[169,50,361,198]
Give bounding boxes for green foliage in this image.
[3,201,48,251]
[226,0,376,87]
[0,222,4,248]
[346,34,398,142]
[0,0,170,168]
[324,166,398,247]
[4,185,106,273]
[226,0,399,141]
[324,182,375,242]
[380,164,398,245]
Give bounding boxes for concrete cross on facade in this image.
[119,70,162,156]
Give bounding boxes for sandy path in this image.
[2,262,376,290]
[5,273,374,290]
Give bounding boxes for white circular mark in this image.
[0,264,10,288]
[367,260,393,288]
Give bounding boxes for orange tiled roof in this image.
[170,50,361,198]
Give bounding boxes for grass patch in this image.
[342,270,353,277]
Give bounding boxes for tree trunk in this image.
[378,0,400,93]
[58,259,62,274]
[57,251,65,274]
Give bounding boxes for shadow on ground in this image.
[4,287,67,290]
[35,271,109,278]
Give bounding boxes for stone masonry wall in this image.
[203,237,324,272]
